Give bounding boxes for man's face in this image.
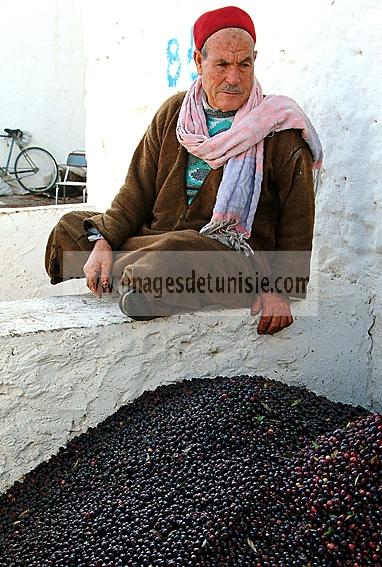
[194,28,256,112]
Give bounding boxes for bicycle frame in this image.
[0,134,39,179]
[0,133,18,175]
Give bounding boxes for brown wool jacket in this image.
[84,92,315,295]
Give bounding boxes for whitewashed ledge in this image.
[0,275,377,493]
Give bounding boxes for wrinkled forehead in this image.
[203,27,255,54]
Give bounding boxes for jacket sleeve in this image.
[272,130,316,299]
[83,100,173,250]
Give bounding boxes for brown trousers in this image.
[45,211,263,313]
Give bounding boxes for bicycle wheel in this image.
[14,146,58,193]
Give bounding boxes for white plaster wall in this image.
[0,274,376,493]
[0,0,380,493]
[0,1,87,302]
[0,0,86,166]
[83,1,381,398]
[0,206,91,301]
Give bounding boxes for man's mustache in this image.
[218,84,244,94]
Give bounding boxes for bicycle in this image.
[0,128,58,193]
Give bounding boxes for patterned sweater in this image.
[186,101,235,204]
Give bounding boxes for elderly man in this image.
[45,6,321,335]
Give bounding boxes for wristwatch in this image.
[87,227,105,242]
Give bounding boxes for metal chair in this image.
[55,150,87,205]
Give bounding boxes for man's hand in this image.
[250,292,293,335]
[83,239,113,298]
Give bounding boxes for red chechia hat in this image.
[193,6,256,51]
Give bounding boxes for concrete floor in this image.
[0,192,84,208]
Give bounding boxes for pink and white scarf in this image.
[176,77,323,254]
